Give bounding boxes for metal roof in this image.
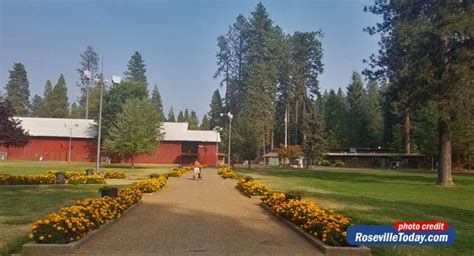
[15,117,96,139]
[14,117,221,142]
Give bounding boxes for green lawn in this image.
[235,166,474,256]
[0,160,175,255]
[0,185,104,255]
[0,160,175,179]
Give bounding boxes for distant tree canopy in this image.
[213,2,325,167]
[0,97,29,148]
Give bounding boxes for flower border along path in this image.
[217,167,371,256]
[20,166,193,256]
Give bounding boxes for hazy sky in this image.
[0,0,380,119]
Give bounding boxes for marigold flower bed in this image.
[0,170,110,185]
[104,170,126,179]
[166,166,193,177]
[217,167,238,179]
[236,179,271,197]
[0,173,56,185]
[262,192,351,246]
[135,177,167,193]
[30,187,142,244]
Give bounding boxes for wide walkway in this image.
[75,169,321,255]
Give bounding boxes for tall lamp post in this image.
[213,126,222,166]
[84,70,121,171]
[220,112,233,166]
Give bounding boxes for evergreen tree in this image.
[303,100,327,167]
[30,95,43,117]
[188,110,199,130]
[0,97,29,147]
[184,108,190,122]
[167,107,176,122]
[124,51,147,84]
[365,0,473,186]
[49,74,69,118]
[346,71,369,147]
[234,115,259,168]
[242,2,279,152]
[214,14,249,115]
[104,98,163,167]
[77,45,100,118]
[5,63,30,116]
[366,80,383,147]
[101,81,148,142]
[323,88,349,148]
[151,86,165,120]
[38,80,53,117]
[70,102,82,118]
[208,89,223,129]
[177,110,185,122]
[200,114,211,130]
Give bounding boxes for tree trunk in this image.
[131,156,135,168]
[437,118,454,187]
[248,160,251,169]
[404,113,411,154]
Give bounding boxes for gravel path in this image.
[75,168,321,255]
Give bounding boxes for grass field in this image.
[0,160,176,179]
[235,166,474,256]
[0,160,176,255]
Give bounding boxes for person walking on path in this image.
[193,160,202,180]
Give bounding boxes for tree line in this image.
[208,2,473,185]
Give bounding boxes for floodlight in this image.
[83,70,92,80]
[112,75,122,84]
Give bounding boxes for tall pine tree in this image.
[49,74,69,118]
[346,71,369,147]
[77,45,100,118]
[5,63,30,116]
[208,89,223,129]
[167,107,176,122]
[151,86,165,120]
[124,51,147,85]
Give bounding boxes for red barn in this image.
[0,117,221,165]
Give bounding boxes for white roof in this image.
[14,117,221,142]
[15,117,96,139]
[161,122,221,142]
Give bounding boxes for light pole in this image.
[83,70,92,119]
[213,126,222,166]
[86,73,121,172]
[220,112,233,166]
[65,123,79,162]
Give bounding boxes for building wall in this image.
[1,137,218,165]
[0,137,96,162]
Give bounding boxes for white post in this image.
[284,105,288,148]
[228,116,232,166]
[68,127,72,162]
[96,81,103,171]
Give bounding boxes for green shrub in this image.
[321,160,331,166]
[335,161,345,167]
[149,173,161,179]
[285,189,306,200]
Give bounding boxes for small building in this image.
[0,117,221,165]
[262,152,280,166]
[325,148,431,169]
